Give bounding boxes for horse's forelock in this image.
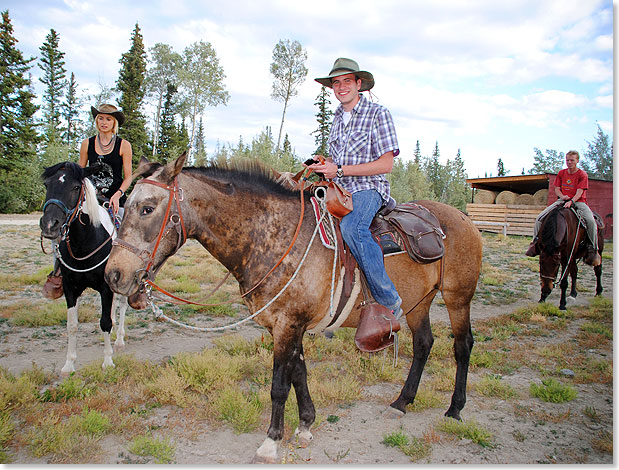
[42,161,83,182]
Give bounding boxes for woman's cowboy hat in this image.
[91,104,125,126]
[315,58,375,92]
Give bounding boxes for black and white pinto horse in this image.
[40,162,128,375]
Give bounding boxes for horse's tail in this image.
[540,207,563,255]
[83,178,102,228]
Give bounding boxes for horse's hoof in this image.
[114,340,126,350]
[383,406,405,419]
[294,428,313,448]
[444,408,462,421]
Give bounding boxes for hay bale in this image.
[473,189,497,204]
[533,188,548,205]
[514,193,534,205]
[495,190,517,205]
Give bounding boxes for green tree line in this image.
[1,10,610,214]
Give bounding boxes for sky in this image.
[4,0,614,178]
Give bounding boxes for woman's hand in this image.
[109,191,121,214]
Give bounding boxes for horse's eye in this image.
[140,206,154,216]
[73,185,81,192]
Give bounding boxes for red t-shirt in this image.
[554,168,588,204]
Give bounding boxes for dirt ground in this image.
[0,214,613,464]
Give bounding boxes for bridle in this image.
[112,177,187,286]
[42,183,85,240]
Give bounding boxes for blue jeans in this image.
[339,190,402,311]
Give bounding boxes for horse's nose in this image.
[40,217,61,238]
[105,268,121,289]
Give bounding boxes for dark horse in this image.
[537,206,604,310]
[104,154,482,463]
[40,162,128,375]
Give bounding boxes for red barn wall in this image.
[547,174,613,239]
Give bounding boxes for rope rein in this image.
[149,204,331,332]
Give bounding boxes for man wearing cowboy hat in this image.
[307,58,403,319]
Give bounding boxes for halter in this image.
[42,184,85,239]
[112,176,187,286]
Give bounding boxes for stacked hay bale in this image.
[533,188,548,205]
[495,190,517,205]
[473,189,497,204]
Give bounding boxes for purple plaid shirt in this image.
[329,94,400,203]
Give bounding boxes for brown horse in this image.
[537,206,604,310]
[104,154,482,464]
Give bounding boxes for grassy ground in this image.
[0,229,613,463]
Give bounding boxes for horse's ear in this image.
[171,152,187,178]
[132,157,159,181]
[160,152,187,184]
[83,164,101,179]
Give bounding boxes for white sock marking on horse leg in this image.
[113,295,127,349]
[61,305,79,375]
[294,427,313,447]
[102,332,115,368]
[254,437,278,463]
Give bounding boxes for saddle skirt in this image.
[370,202,446,264]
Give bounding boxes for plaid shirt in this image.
[328,94,400,203]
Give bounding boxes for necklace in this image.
[97,133,116,154]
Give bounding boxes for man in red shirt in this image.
[525,150,600,266]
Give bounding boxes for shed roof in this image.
[466,174,551,193]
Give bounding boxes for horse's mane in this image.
[42,161,102,227]
[540,207,563,255]
[184,160,299,198]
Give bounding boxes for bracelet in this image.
[117,189,125,197]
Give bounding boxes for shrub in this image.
[530,378,577,403]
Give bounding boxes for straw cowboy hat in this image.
[91,104,125,126]
[315,57,375,92]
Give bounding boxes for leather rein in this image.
[114,169,311,307]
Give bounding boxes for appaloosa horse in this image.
[536,206,604,310]
[40,162,128,375]
[104,154,482,463]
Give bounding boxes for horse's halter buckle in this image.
[112,176,187,289]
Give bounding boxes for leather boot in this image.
[43,271,63,299]
[584,246,601,267]
[525,239,539,257]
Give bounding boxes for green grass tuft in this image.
[128,435,176,464]
[436,417,493,447]
[530,378,577,403]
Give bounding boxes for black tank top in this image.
[87,135,126,206]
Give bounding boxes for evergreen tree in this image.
[425,141,445,200]
[445,149,469,210]
[311,86,333,157]
[413,140,422,166]
[117,23,148,165]
[0,11,40,212]
[38,28,66,144]
[156,82,178,163]
[388,158,434,203]
[581,123,613,181]
[62,72,84,158]
[193,116,207,166]
[145,43,181,156]
[497,157,506,176]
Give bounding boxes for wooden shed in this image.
[465,174,613,239]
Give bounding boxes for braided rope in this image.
[150,207,331,332]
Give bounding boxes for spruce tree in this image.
[63,72,83,158]
[38,28,66,143]
[581,124,613,181]
[0,11,40,212]
[311,85,333,157]
[117,23,148,165]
